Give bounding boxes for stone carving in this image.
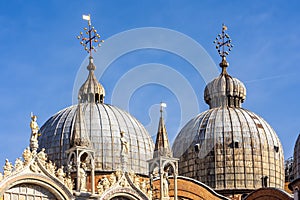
[134,175,140,189]
[37,148,47,166]
[64,176,74,191]
[22,147,32,165]
[115,169,122,181]
[56,166,65,182]
[46,160,56,175]
[97,182,104,195]
[109,173,116,186]
[97,175,112,195]
[30,114,40,153]
[14,158,23,171]
[30,161,40,173]
[3,159,13,177]
[119,176,128,187]
[0,172,3,181]
[102,176,110,190]
[78,163,87,191]
[141,179,147,194]
[120,131,128,170]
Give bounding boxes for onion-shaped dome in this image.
[293,134,300,179]
[38,57,154,175]
[78,57,105,104]
[204,74,246,109]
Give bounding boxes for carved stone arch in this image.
[0,174,73,200]
[103,187,148,200]
[162,160,176,173]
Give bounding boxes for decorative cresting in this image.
[0,147,73,200]
[0,114,73,199]
[77,14,105,104]
[205,25,246,109]
[153,103,172,158]
[96,170,151,199]
[148,103,179,200]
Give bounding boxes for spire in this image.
[71,103,91,147]
[77,15,105,104]
[153,103,173,158]
[213,24,234,75]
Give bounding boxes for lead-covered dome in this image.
[172,107,284,192]
[38,57,154,175]
[39,103,153,175]
[173,28,284,194]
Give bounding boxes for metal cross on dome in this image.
[77,14,104,56]
[213,24,234,59]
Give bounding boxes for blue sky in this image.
[0,0,299,167]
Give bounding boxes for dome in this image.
[172,107,284,191]
[173,27,284,193]
[38,56,154,176]
[204,74,246,109]
[39,103,154,175]
[293,134,300,179]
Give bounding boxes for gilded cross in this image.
[77,14,104,56]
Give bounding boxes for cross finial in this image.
[77,14,104,56]
[213,24,234,74]
[160,102,167,118]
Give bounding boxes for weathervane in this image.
[213,24,234,73]
[77,14,104,56]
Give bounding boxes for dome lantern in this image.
[205,25,246,109]
[78,56,105,104]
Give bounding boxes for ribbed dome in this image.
[39,103,154,175]
[293,134,300,179]
[172,107,284,192]
[204,74,246,109]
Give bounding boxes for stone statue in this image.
[3,159,13,177]
[120,131,128,155]
[14,158,23,171]
[30,115,39,141]
[56,166,65,182]
[78,163,87,191]
[162,171,169,197]
[30,114,40,153]
[22,147,32,165]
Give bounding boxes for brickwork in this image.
[152,176,229,200]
